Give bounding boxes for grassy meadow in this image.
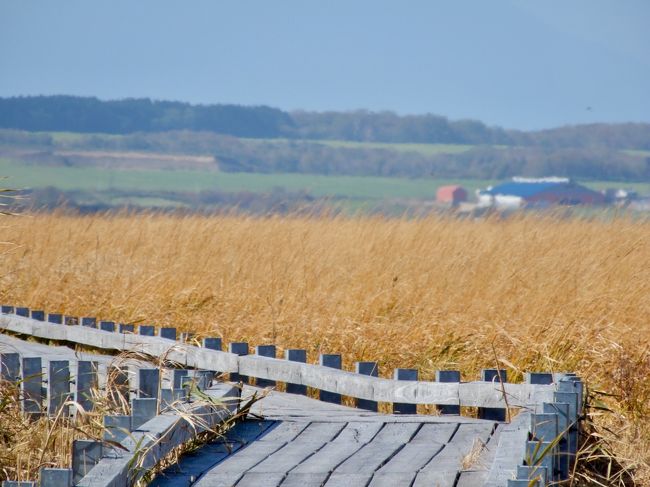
[0,211,649,483]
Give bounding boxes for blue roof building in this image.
[479,177,605,208]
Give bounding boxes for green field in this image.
[0,158,496,201]
[2,156,649,211]
[247,138,478,156]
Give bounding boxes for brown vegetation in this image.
[1,211,649,483]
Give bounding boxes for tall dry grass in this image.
[1,211,649,483]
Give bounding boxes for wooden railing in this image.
[0,306,584,486]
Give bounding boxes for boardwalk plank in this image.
[195,423,309,486]
[236,472,286,487]
[285,422,382,482]
[456,470,489,486]
[412,423,495,487]
[326,423,420,485]
[368,424,457,485]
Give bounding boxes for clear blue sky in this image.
[1,0,648,130]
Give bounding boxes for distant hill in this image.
[2,95,650,150]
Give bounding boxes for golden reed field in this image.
[1,211,649,484]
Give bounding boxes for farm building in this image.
[436,185,468,205]
[477,177,605,209]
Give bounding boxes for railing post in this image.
[30,310,45,321]
[138,368,160,399]
[526,441,553,481]
[107,366,130,410]
[15,307,29,317]
[319,354,342,404]
[72,439,102,484]
[354,362,378,411]
[544,401,570,480]
[103,415,131,443]
[139,325,155,336]
[39,468,73,487]
[47,313,63,324]
[229,342,249,384]
[478,368,507,421]
[255,345,277,388]
[516,465,548,486]
[285,349,307,395]
[118,323,134,334]
[525,372,553,385]
[99,320,115,332]
[131,397,158,430]
[435,370,461,414]
[173,369,189,389]
[203,337,222,350]
[81,317,97,328]
[159,327,177,340]
[1,352,20,383]
[48,360,71,417]
[76,361,98,413]
[393,368,418,414]
[22,356,43,416]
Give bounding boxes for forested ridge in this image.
[1,96,649,181]
[2,95,650,149]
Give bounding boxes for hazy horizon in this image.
[1,0,649,130]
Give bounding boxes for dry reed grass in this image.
[1,210,649,483]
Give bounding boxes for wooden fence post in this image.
[99,321,115,332]
[15,307,29,317]
[255,345,276,388]
[285,349,307,395]
[1,352,20,383]
[435,370,461,414]
[39,468,73,487]
[76,361,98,413]
[138,368,160,399]
[103,415,131,443]
[107,366,130,410]
[354,362,378,411]
[478,368,507,421]
[22,356,43,416]
[229,342,249,383]
[319,354,342,404]
[131,397,158,430]
[525,372,553,385]
[72,440,102,484]
[159,327,177,340]
[139,325,155,336]
[81,317,97,328]
[48,360,71,417]
[30,310,45,321]
[393,368,418,414]
[173,369,189,389]
[118,323,134,334]
[203,337,222,350]
[47,313,63,324]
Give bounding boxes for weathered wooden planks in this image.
[0,315,555,408]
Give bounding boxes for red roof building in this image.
[436,185,468,204]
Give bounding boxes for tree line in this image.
[2,128,649,181]
[1,95,650,150]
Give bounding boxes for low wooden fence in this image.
[0,306,584,486]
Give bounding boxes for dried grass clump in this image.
[1,210,649,483]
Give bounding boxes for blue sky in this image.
[1,0,648,130]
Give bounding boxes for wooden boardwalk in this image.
[0,309,583,487]
[152,387,506,487]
